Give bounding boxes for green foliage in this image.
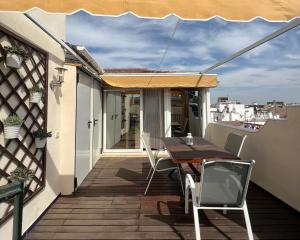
[3,115,23,127]
[4,46,29,59]
[29,85,44,94]
[32,129,52,139]
[8,167,34,183]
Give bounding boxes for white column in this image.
[164,88,172,137]
[201,88,207,138]
[206,88,211,124]
[140,89,144,149]
[201,88,211,138]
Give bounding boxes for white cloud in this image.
[67,12,181,68]
[219,66,300,89]
[286,54,300,60]
[174,20,279,59]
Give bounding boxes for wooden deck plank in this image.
[24,157,300,240]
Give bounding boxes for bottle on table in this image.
[186,133,193,146]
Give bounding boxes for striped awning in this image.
[0,0,299,22]
[101,73,218,88]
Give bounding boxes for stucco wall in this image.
[27,9,66,41]
[0,12,70,239]
[206,106,300,212]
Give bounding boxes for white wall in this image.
[206,106,300,212]
[0,12,69,239]
[59,64,77,195]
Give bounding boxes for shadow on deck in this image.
[25,157,300,239]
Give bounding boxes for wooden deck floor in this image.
[25,157,300,240]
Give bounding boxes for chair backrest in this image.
[224,133,247,157]
[199,160,255,207]
[141,132,156,169]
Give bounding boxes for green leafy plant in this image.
[4,46,29,59]
[32,129,52,139]
[8,167,34,183]
[29,85,44,94]
[3,115,23,127]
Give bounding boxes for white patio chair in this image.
[141,132,184,195]
[185,160,255,240]
[224,133,247,157]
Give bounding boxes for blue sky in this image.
[66,11,300,104]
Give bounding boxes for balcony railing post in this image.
[12,181,24,240]
[0,181,24,240]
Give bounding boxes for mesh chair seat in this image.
[155,158,177,171]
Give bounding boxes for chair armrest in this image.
[186,173,196,189]
[185,174,199,206]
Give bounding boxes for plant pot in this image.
[6,53,23,69]
[3,125,21,139]
[35,138,47,148]
[30,92,42,103]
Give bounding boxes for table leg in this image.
[188,163,201,181]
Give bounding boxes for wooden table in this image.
[162,137,239,176]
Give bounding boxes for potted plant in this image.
[4,46,29,69]
[32,129,52,148]
[8,166,34,189]
[3,115,23,139]
[29,85,44,103]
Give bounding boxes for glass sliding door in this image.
[171,89,187,137]
[188,90,202,137]
[105,90,141,150]
[171,89,202,137]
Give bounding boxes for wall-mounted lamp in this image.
[50,67,67,90]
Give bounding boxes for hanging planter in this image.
[8,166,34,190]
[32,129,52,148]
[29,85,44,103]
[4,46,29,69]
[2,115,23,139]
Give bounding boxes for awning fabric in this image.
[101,74,218,88]
[0,0,299,21]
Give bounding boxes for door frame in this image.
[103,89,143,153]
